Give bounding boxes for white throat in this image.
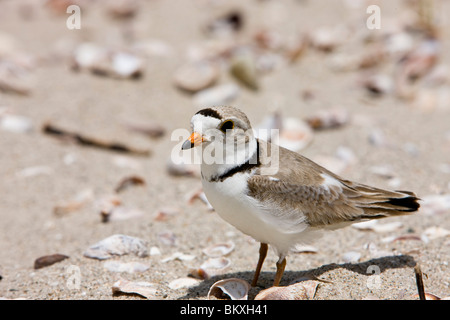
[200,136,258,182]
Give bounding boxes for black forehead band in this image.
[195,108,222,120]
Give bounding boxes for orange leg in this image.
[251,243,268,287]
[273,256,286,286]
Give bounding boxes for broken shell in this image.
[72,43,143,79]
[423,226,450,240]
[305,108,350,130]
[292,244,319,254]
[114,175,146,193]
[360,73,394,96]
[104,261,150,273]
[53,188,94,216]
[202,241,235,258]
[161,252,196,263]
[187,188,214,211]
[206,10,243,36]
[122,120,165,138]
[173,61,219,92]
[352,220,403,233]
[193,83,240,108]
[83,234,149,260]
[229,51,259,90]
[157,230,177,247]
[207,278,250,300]
[420,194,450,215]
[34,254,69,269]
[310,25,348,52]
[153,207,181,222]
[254,280,320,300]
[0,113,33,133]
[166,156,199,177]
[112,278,159,299]
[168,277,201,290]
[102,206,145,223]
[278,117,313,152]
[191,257,231,280]
[107,0,139,19]
[342,251,361,263]
[0,59,33,95]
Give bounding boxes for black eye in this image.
[220,120,234,133]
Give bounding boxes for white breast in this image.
[201,172,314,255]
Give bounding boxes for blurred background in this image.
[0,0,449,300]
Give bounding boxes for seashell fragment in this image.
[168,277,201,290]
[107,0,138,19]
[114,175,146,193]
[161,252,196,263]
[206,11,243,36]
[420,194,450,215]
[112,278,159,299]
[352,220,403,233]
[53,188,94,216]
[104,261,149,273]
[102,206,145,223]
[72,43,143,79]
[187,188,214,211]
[277,117,313,152]
[360,73,394,96]
[173,61,219,92]
[0,113,33,133]
[0,59,33,95]
[207,278,250,300]
[342,251,361,263]
[34,254,69,269]
[157,230,177,247]
[153,207,181,222]
[191,257,231,280]
[254,280,320,300]
[422,226,450,240]
[83,234,149,260]
[230,51,259,90]
[202,241,235,258]
[305,108,350,130]
[193,83,240,108]
[122,120,165,138]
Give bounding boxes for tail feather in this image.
[356,193,420,218]
[343,182,421,221]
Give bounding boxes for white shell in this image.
[202,241,235,258]
[83,234,149,260]
[207,278,250,300]
[0,114,33,133]
[168,277,201,290]
[112,278,159,299]
[254,280,320,300]
[193,83,240,108]
[277,117,313,152]
[352,220,403,233]
[173,61,219,92]
[104,261,150,273]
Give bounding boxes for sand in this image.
[0,0,449,301]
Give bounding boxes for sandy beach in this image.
[0,0,449,300]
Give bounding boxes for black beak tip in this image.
[181,139,194,150]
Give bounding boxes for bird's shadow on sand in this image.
[180,254,416,299]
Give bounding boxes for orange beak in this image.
[181,132,203,150]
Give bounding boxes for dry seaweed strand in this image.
[42,123,150,156]
[414,264,426,300]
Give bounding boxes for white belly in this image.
[201,172,312,255]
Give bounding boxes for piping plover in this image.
[182,106,420,286]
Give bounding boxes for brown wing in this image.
[248,142,420,229]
